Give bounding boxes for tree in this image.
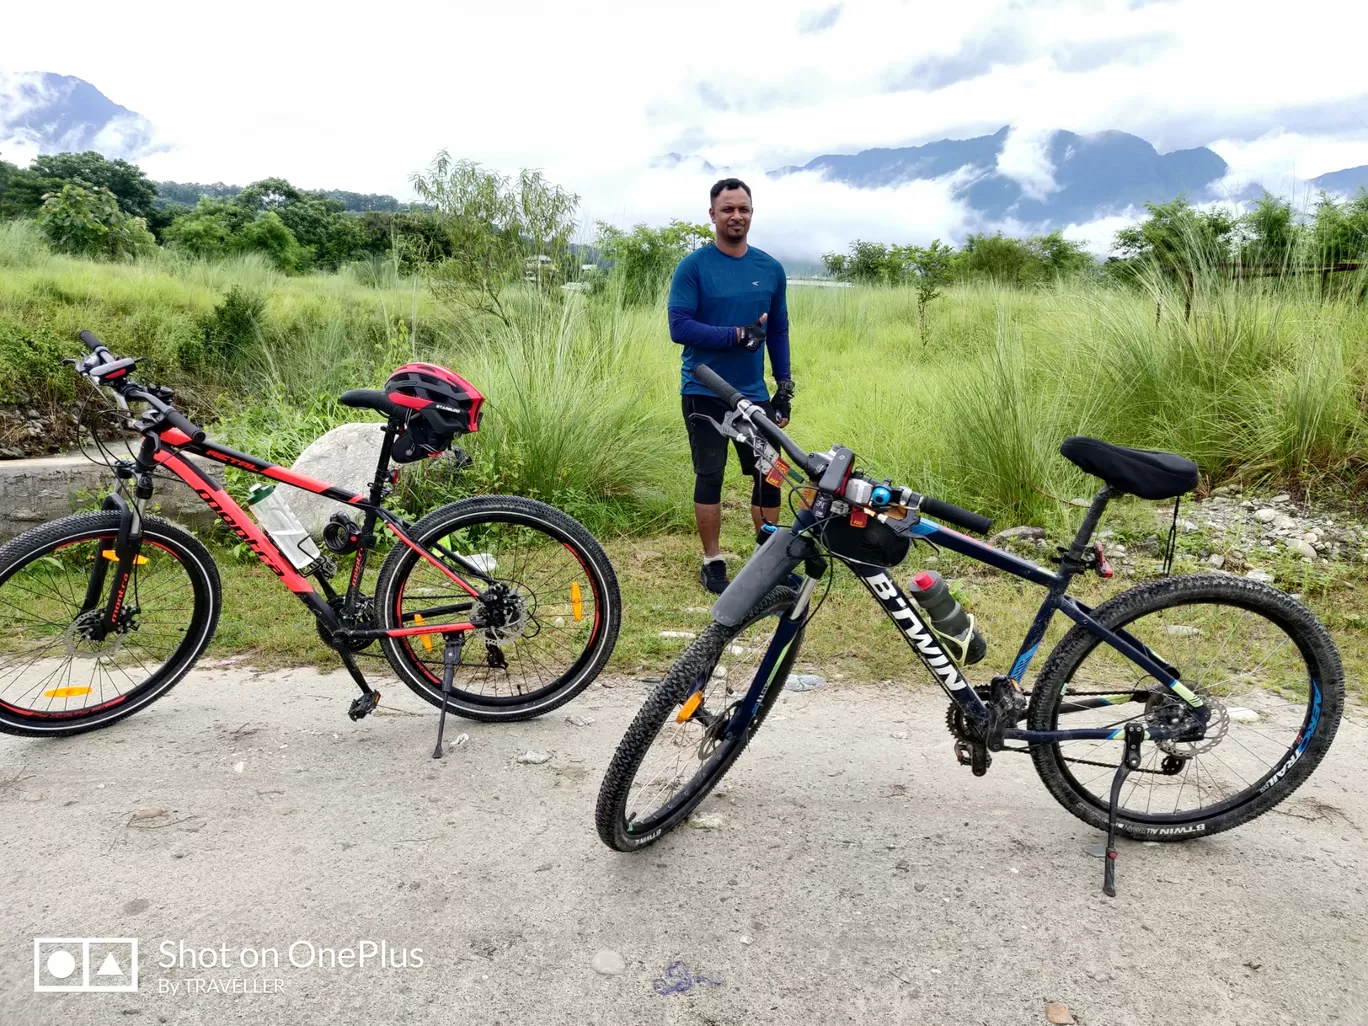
[901,240,955,344]
[1238,194,1301,269]
[409,151,581,324]
[162,198,252,259]
[1112,196,1239,271]
[955,232,1038,284]
[1310,189,1368,265]
[36,184,155,261]
[1030,231,1095,278]
[820,251,848,279]
[30,152,158,221]
[595,219,712,305]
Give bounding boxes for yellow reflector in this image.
[676,691,703,723]
[102,550,148,565]
[413,613,433,653]
[570,582,583,621]
[44,686,92,698]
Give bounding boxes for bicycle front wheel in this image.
[1027,573,1343,841]
[596,586,800,852]
[0,512,221,737]
[375,496,620,722]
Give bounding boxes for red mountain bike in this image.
[0,330,620,740]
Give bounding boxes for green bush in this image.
[36,184,155,261]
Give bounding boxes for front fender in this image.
[710,526,816,627]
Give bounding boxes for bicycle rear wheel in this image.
[0,512,221,737]
[375,496,620,722]
[596,586,800,852]
[1027,573,1343,840]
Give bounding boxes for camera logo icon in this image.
[34,938,138,992]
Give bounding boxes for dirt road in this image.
[2,665,1364,1025]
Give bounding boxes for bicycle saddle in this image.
[1059,436,1198,500]
[339,389,402,419]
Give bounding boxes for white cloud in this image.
[3,0,1366,257]
[995,127,1060,202]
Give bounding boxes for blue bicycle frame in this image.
[725,488,1209,748]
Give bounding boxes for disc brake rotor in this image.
[1152,690,1229,756]
[63,608,131,661]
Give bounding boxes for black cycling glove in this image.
[773,379,794,421]
[737,319,767,353]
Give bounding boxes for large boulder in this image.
[288,422,386,536]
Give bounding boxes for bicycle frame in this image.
[97,422,488,647]
[730,490,1210,748]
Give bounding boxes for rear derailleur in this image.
[946,677,1028,777]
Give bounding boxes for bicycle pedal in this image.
[348,691,381,721]
[954,739,991,776]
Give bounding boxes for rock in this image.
[1253,509,1277,523]
[1228,707,1260,723]
[1245,569,1274,584]
[1045,1002,1076,1025]
[785,674,826,692]
[448,733,469,748]
[914,881,928,892]
[288,422,387,535]
[1302,531,1319,543]
[232,761,245,774]
[712,665,727,679]
[1287,539,1317,560]
[991,526,1046,544]
[565,715,595,727]
[739,935,753,946]
[1271,493,1290,503]
[1272,515,1296,531]
[591,949,626,976]
[890,731,909,740]
[687,812,724,830]
[1207,554,1225,568]
[659,631,696,640]
[1180,519,1199,533]
[516,750,552,765]
[131,807,166,820]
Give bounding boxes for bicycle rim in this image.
[391,514,606,705]
[624,610,792,836]
[1039,595,1324,824]
[0,531,200,721]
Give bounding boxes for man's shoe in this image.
[699,560,729,595]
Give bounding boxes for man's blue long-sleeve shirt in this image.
[667,244,790,401]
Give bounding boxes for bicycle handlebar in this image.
[692,365,825,478]
[74,328,206,443]
[79,329,108,355]
[919,495,993,536]
[692,364,993,535]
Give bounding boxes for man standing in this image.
[668,177,795,594]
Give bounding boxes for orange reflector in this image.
[102,550,148,565]
[850,508,868,529]
[413,614,433,653]
[676,691,704,723]
[44,686,92,698]
[570,582,583,621]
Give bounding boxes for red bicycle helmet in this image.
[384,362,485,463]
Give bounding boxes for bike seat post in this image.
[1063,485,1116,571]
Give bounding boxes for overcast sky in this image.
[2,0,1365,257]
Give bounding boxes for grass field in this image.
[3,218,1367,694]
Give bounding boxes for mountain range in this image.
[4,72,1367,235]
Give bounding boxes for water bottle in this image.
[247,483,328,576]
[907,570,986,665]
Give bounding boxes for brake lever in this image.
[689,410,749,443]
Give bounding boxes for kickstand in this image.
[1103,722,1145,897]
[431,632,466,759]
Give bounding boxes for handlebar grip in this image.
[78,329,107,353]
[162,406,206,444]
[920,495,994,536]
[692,365,744,409]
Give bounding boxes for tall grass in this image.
[3,224,1366,535]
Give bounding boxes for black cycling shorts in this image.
[682,394,782,507]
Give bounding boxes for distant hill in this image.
[1310,165,1368,196]
[153,180,414,213]
[769,126,1230,227]
[0,71,157,159]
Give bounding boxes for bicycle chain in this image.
[945,690,1181,776]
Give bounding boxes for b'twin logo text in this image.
[867,573,966,691]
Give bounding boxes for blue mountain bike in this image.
[595,366,1344,895]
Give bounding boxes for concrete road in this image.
[1,665,1364,1025]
